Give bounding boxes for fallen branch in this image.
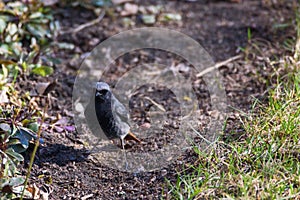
[196,54,242,78]
[59,9,105,35]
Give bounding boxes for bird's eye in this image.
[99,90,108,95]
[96,89,108,97]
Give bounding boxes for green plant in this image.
[0,1,58,198]
[0,1,53,57]
[169,51,300,200]
[0,0,57,80]
[0,106,42,199]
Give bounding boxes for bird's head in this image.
[95,82,111,101]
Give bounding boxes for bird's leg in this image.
[120,138,125,150]
[120,137,129,170]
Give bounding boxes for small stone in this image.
[161,169,167,177]
[141,14,156,25]
[75,103,84,113]
[121,3,138,16]
[112,0,133,5]
[140,122,151,129]
[89,38,100,46]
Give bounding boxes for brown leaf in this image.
[33,80,57,96]
[36,82,51,95]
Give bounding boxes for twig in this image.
[294,37,300,60]
[82,194,94,200]
[196,55,242,78]
[59,9,105,35]
[143,96,166,112]
[189,123,212,145]
[20,96,49,200]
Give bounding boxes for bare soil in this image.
[19,0,295,199]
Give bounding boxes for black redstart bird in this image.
[85,82,141,149]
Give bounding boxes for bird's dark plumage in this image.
[85,82,140,148]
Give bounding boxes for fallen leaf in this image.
[0,123,10,132]
[64,125,75,132]
[0,87,9,104]
[36,82,51,95]
[54,117,69,125]
[54,126,64,133]
[26,183,40,199]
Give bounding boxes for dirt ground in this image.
[19,0,295,199]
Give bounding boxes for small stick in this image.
[59,10,105,35]
[143,96,166,112]
[196,55,242,78]
[20,96,49,200]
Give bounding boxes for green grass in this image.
[169,64,300,199]
[168,15,300,200]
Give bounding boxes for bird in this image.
[84,82,141,149]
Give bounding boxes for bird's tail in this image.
[125,131,141,143]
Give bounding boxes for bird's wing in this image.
[111,94,130,123]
